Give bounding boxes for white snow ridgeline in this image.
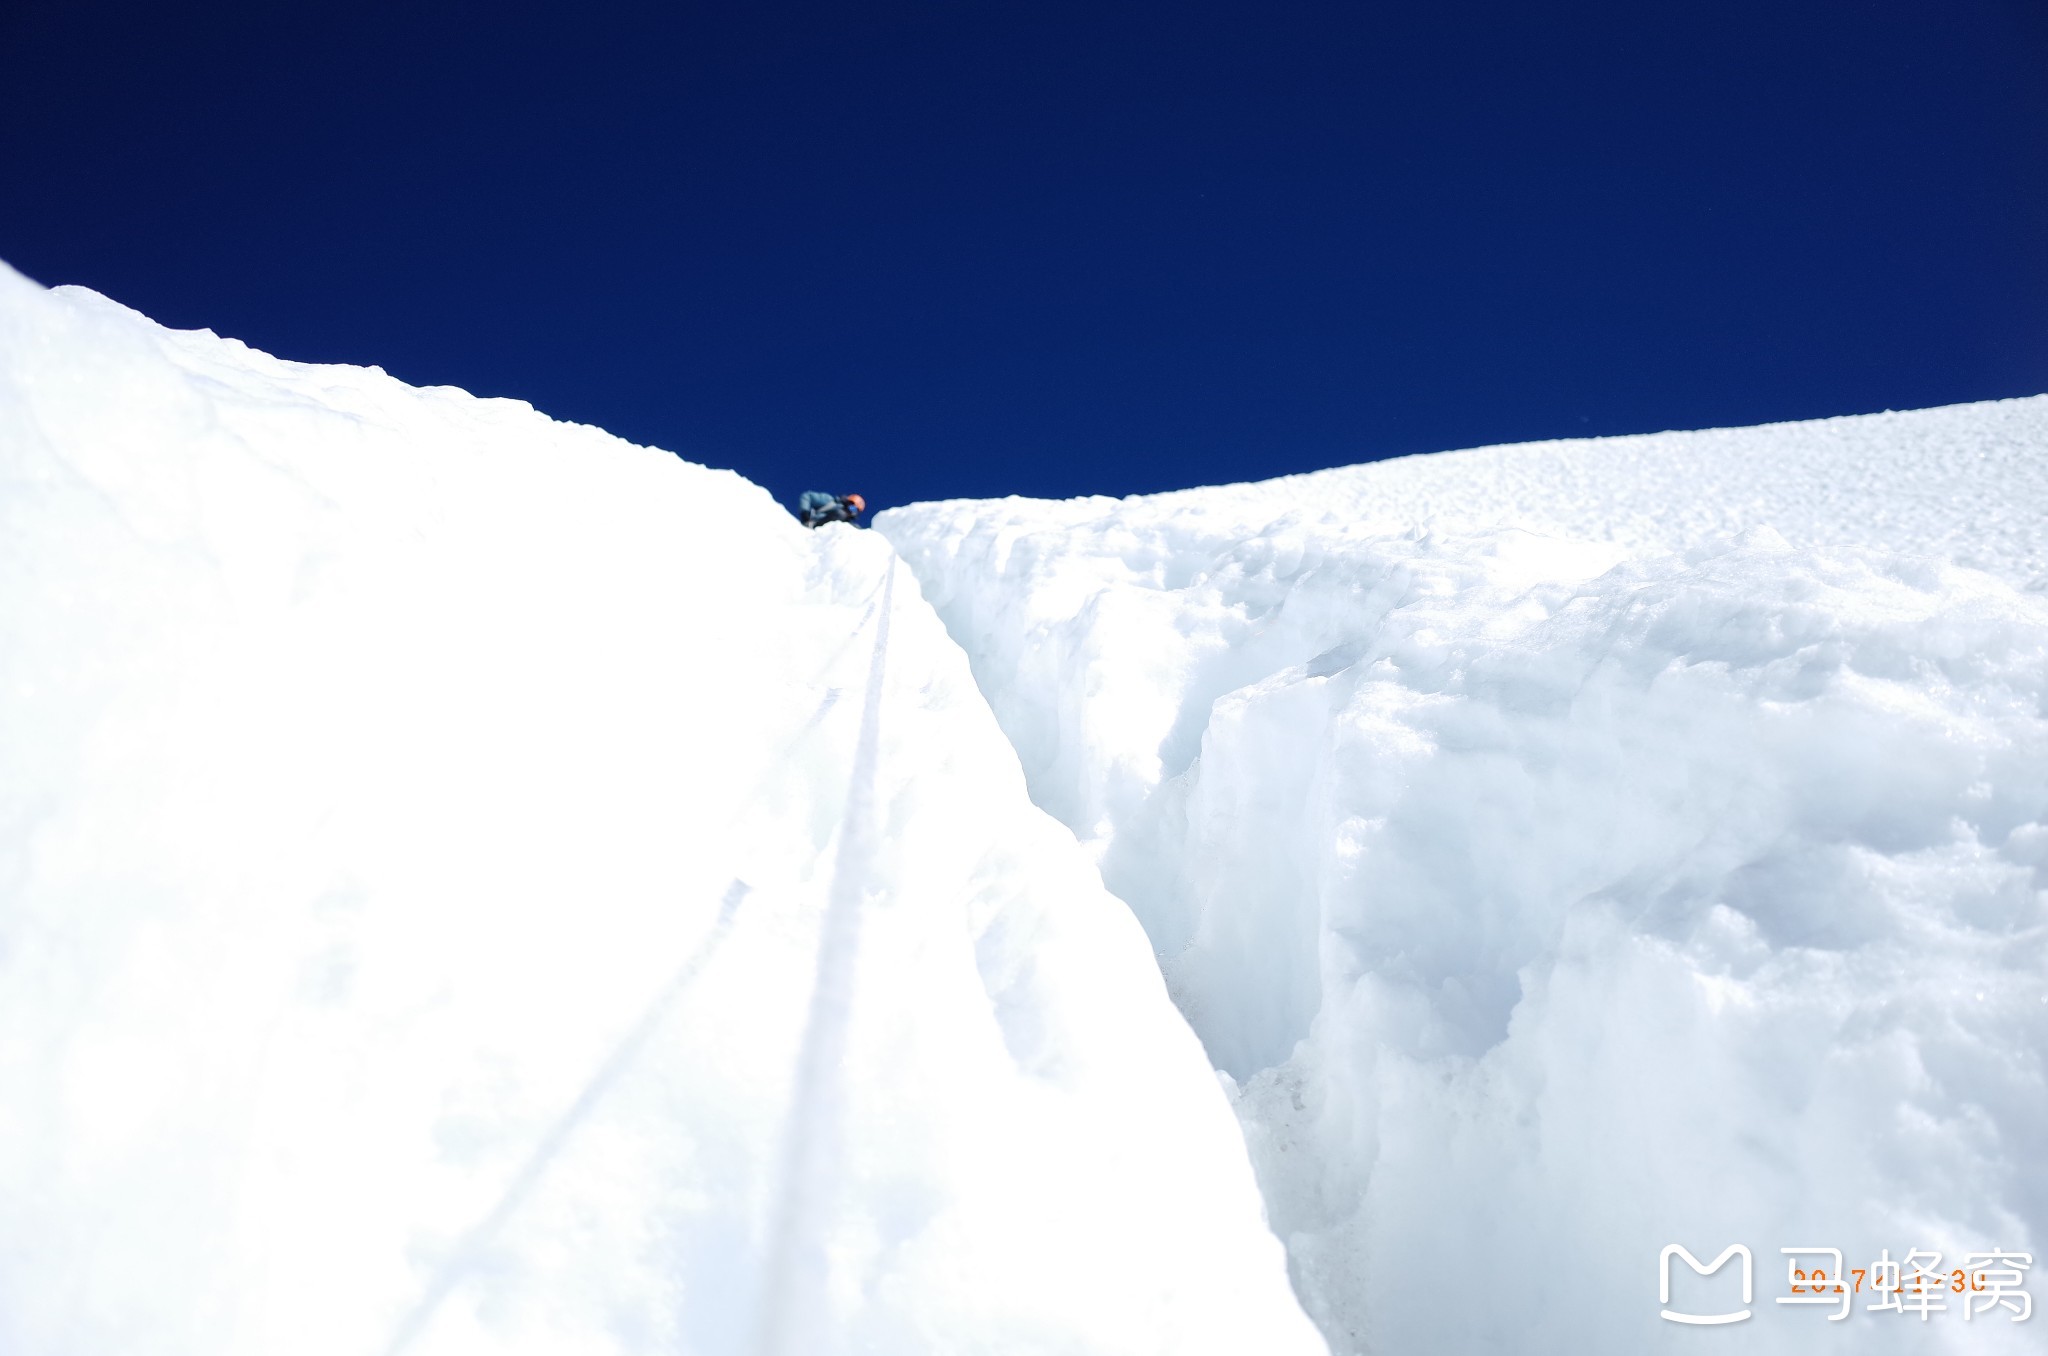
[877,400,2048,1354]
[5,259,2046,1356]
[0,262,1319,1356]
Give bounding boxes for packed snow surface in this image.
[879,397,2048,1354]
[9,253,2046,1356]
[0,261,1323,1356]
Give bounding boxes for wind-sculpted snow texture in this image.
[1152,402,2048,594]
[0,262,1325,1356]
[878,398,2048,1355]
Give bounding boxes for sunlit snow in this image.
[879,398,2048,1355]
[6,255,2046,1356]
[0,262,1318,1356]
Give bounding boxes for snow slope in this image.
[1149,402,2048,592]
[0,261,1324,1356]
[879,400,2048,1354]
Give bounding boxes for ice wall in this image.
[880,400,2048,1355]
[0,262,1324,1356]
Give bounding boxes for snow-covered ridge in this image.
[0,262,1322,1356]
[923,396,2048,589]
[878,398,2048,1354]
[10,251,2046,1356]
[1196,397,2048,589]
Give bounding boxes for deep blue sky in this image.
[3,1,2044,512]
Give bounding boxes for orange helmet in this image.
[846,493,866,513]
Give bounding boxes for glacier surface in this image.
[7,252,2047,1356]
[0,261,1320,1356]
[878,399,2048,1354]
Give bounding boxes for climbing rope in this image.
[384,554,900,1355]
[752,555,897,1356]
[382,880,751,1356]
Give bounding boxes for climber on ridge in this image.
[797,491,866,528]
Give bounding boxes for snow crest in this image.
[880,404,2048,1355]
[0,261,1323,1356]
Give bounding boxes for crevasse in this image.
[877,397,2048,1356]
[8,252,2046,1356]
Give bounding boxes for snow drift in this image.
[0,262,1322,1356]
[879,399,2048,1354]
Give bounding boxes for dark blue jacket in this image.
[797,492,861,528]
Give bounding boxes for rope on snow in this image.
[752,555,897,1356]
